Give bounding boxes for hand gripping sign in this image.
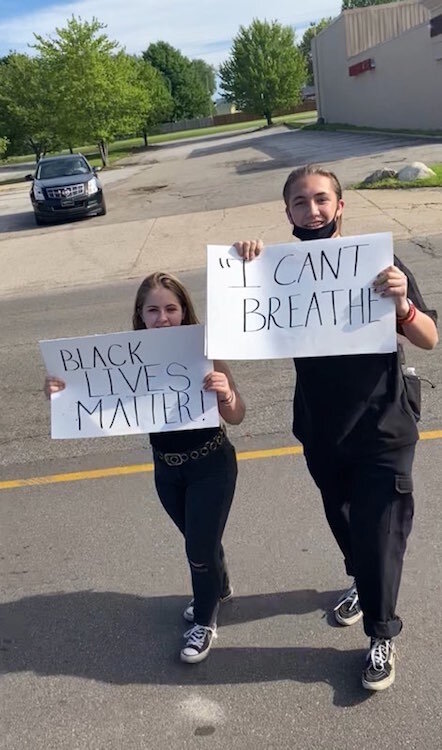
[206,233,397,360]
[40,324,219,439]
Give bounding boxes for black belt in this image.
[153,428,226,466]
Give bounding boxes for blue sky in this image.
[0,1,342,65]
[2,0,72,18]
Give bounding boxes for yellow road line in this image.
[1,430,441,491]
[237,446,303,461]
[418,429,442,441]
[0,463,155,490]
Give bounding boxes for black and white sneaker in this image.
[180,624,218,664]
[333,580,363,626]
[362,638,396,691]
[183,586,233,623]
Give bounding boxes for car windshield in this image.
[37,157,90,180]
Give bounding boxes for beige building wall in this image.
[313,15,442,130]
[344,1,429,57]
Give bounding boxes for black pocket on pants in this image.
[403,373,421,422]
[395,474,413,494]
[390,474,414,533]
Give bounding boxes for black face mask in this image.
[292,218,337,242]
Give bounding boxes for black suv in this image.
[26,154,106,225]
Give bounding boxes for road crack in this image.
[131,217,158,270]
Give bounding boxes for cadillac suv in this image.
[27,153,106,225]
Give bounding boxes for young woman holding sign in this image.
[235,165,438,691]
[45,271,245,664]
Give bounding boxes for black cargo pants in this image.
[304,443,415,639]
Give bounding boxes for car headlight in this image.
[87,177,99,195]
[34,184,44,200]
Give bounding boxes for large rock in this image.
[362,168,398,185]
[397,162,436,181]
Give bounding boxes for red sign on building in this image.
[349,58,376,77]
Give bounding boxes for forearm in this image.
[399,308,438,350]
[376,265,438,350]
[218,389,246,425]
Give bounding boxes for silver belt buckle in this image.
[164,452,187,466]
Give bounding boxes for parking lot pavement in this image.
[109,126,442,215]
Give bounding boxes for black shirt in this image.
[150,427,220,452]
[292,257,437,455]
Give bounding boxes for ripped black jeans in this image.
[304,443,415,639]
[154,440,237,627]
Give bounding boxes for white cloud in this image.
[0,0,341,64]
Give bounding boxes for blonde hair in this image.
[283,165,343,234]
[132,272,200,329]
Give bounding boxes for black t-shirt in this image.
[292,256,437,455]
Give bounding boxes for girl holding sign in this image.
[235,165,438,691]
[45,271,245,664]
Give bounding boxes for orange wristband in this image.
[397,300,416,324]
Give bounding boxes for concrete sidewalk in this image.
[1,188,441,297]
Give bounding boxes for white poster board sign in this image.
[40,325,219,439]
[207,233,397,359]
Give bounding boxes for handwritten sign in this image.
[206,233,397,359]
[40,325,219,439]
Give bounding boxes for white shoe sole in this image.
[362,662,396,691]
[334,609,363,627]
[180,647,212,664]
[180,633,217,664]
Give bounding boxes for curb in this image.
[301,126,442,141]
[336,128,442,141]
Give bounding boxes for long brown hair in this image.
[132,272,200,330]
[283,165,344,234]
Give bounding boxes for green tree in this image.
[191,58,217,99]
[0,136,9,160]
[219,19,306,126]
[143,42,213,120]
[298,18,334,85]
[135,58,174,145]
[342,0,401,8]
[0,54,59,160]
[33,17,150,165]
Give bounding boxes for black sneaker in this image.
[333,581,363,626]
[180,624,217,664]
[362,638,396,691]
[183,586,233,623]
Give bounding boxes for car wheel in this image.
[34,213,45,226]
[98,200,107,216]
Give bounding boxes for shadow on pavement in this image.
[1,588,371,707]
[0,211,37,234]
[144,127,264,153]
[0,210,106,235]
[188,128,437,174]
